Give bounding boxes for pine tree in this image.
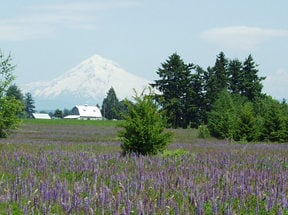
[24,92,35,118]
[119,88,172,156]
[53,109,63,118]
[228,59,243,95]
[6,84,24,101]
[151,53,195,128]
[260,97,286,142]
[241,55,265,101]
[234,102,259,142]
[101,87,121,120]
[189,66,206,127]
[207,90,236,140]
[204,52,229,112]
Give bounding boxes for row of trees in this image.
[6,85,36,118]
[151,52,266,128]
[149,52,288,142]
[2,48,287,143]
[101,52,288,142]
[207,91,288,142]
[0,51,36,137]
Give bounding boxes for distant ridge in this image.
[23,55,150,110]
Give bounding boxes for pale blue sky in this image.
[1,0,288,100]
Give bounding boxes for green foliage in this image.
[119,88,172,156]
[234,102,259,142]
[204,52,229,113]
[151,53,197,128]
[162,149,190,157]
[6,84,25,118]
[256,96,287,142]
[207,93,288,142]
[207,91,236,139]
[151,52,267,130]
[63,108,72,117]
[53,109,63,118]
[0,51,15,97]
[197,124,210,139]
[0,51,23,138]
[241,55,266,101]
[24,92,35,118]
[0,97,23,137]
[6,84,24,101]
[102,87,123,120]
[228,59,243,95]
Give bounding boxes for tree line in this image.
[103,52,288,142]
[150,52,288,142]
[1,49,288,142]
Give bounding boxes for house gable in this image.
[70,105,102,119]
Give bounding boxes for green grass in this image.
[21,118,121,127]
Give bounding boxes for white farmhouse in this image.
[64,105,102,120]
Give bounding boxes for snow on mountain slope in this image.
[24,55,151,110]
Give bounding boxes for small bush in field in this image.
[198,124,210,139]
[119,89,172,156]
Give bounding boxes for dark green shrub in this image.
[119,89,172,156]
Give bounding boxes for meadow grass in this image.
[0,119,287,214]
[21,119,121,127]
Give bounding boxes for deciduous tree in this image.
[0,51,23,137]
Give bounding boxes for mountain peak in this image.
[85,54,115,65]
[23,55,150,110]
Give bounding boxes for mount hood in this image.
[24,55,151,110]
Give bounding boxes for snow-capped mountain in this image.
[24,55,151,110]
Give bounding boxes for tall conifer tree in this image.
[241,55,265,101]
[151,53,195,128]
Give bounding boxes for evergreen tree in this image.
[241,55,265,101]
[24,92,35,118]
[54,109,63,118]
[6,84,24,101]
[151,53,195,128]
[119,88,172,156]
[6,84,25,118]
[101,87,121,120]
[189,66,206,127]
[228,59,243,95]
[207,90,236,140]
[234,102,259,142]
[204,52,229,112]
[63,108,71,117]
[259,97,286,142]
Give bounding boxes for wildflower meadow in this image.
[0,120,287,214]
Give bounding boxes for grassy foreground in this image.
[0,119,287,214]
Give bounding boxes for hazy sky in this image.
[1,0,288,100]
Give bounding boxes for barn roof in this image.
[32,113,51,119]
[74,105,102,118]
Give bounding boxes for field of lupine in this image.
[0,120,287,214]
